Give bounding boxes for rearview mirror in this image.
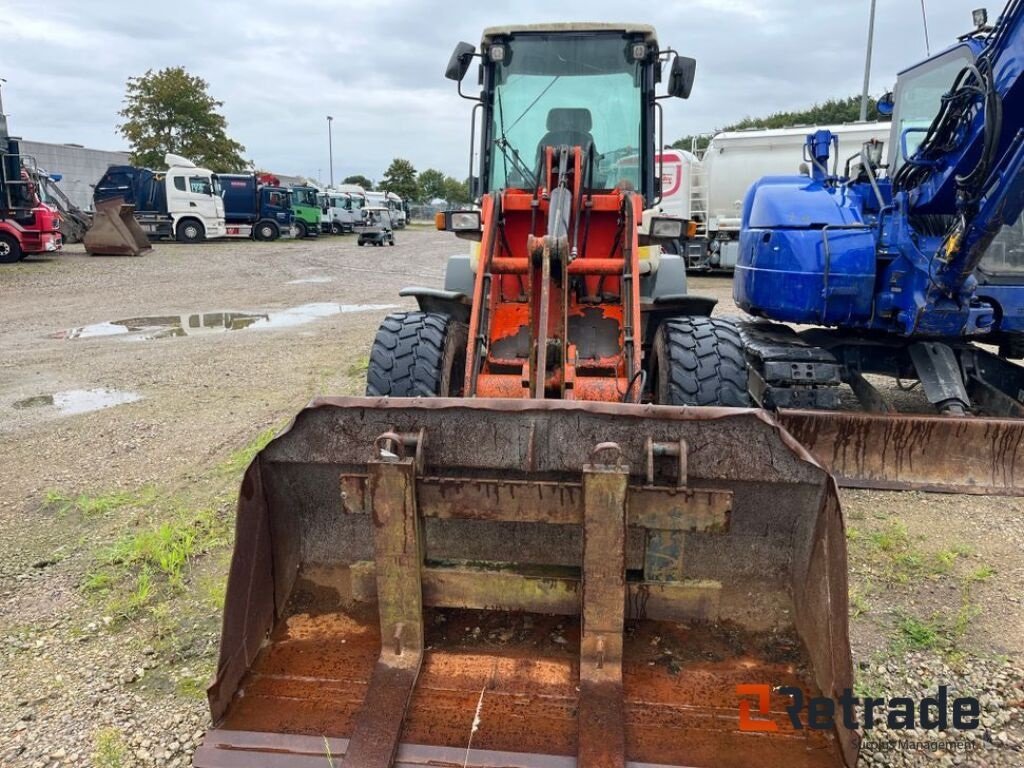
[446,42,476,82]
[877,91,895,117]
[668,56,696,99]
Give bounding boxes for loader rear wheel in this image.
[366,311,467,397]
[0,234,23,264]
[654,316,750,407]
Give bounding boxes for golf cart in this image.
[356,206,395,246]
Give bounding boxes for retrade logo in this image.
[736,684,981,732]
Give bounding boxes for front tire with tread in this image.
[366,311,467,397]
[654,316,750,407]
[176,219,205,243]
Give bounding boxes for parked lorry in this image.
[93,153,226,243]
[195,23,857,768]
[318,190,360,234]
[219,174,294,240]
[288,184,321,238]
[336,182,367,216]
[0,91,63,263]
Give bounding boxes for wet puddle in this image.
[13,389,142,415]
[54,303,397,341]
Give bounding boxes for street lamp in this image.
[327,115,334,187]
[859,0,878,122]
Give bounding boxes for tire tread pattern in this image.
[659,317,750,407]
[366,311,456,397]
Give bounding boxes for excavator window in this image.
[488,33,643,192]
[888,45,974,170]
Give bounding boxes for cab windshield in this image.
[489,33,643,191]
[293,188,316,206]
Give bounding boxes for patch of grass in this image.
[82,570,115,594]
[93,727,127,768]
[849,588,870,618]
[176,674,208,699]
[43,485,158,518]
[868,520,910,553]
[347,354,370,378]
[221,427,276,477]
[967,564,995,582]
[105,507,230,588]
[897,615,942,650]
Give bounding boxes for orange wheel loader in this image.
[196,25,859,768]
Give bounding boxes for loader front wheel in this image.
[654,316,750,407]
[366,311,467,397]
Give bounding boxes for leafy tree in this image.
[118,67,246,172]
[343,174,374,189]
[672,95,891,153]
[418,168,448,202]
[442,176,471,205]
[380,158,419,202]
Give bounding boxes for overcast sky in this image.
[4,0,989,183]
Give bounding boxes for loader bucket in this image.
[779,410,1024,496]
[196,398,858,768]
[83,197,152,256]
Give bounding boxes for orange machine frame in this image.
[465,145,644,402]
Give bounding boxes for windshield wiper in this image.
[495,88,538,188]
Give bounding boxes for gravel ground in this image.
[0,230,1021,766]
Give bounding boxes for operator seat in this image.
[536,108,598,166]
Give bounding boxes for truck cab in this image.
[320,191,358,234]
[220,173,294,240]
[94,153,226,243]
[289,185,321,238]
[163,154,226,242]
[385,191,407,228]
[0,139,62,263]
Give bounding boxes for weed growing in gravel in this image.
[43,485,158,518]
[967,563,995,582]
[93,727,127,768]
[220,427,276,478]
[897,615,942,650]
[176,674,208,699]
[849,587,870,617]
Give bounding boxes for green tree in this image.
[343,174,374,189]
[118,66,246,172]
[418,168,447,202]
[380,158,419,202]
[442,176,471,205]
[672,95,891,152]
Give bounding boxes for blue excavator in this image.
[660,1,1024,494]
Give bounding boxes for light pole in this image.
[327,115,335,187]
[859,0,878,122]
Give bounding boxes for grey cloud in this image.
[4,0,986,179]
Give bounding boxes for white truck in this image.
[317,190,361,234]
[365,190,407,228]
[93,153,226,243]
[680,122,890,270]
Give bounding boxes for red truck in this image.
[0,98,62,263]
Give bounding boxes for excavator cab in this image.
[198,26,857,768]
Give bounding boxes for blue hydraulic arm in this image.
[896,0,1024,297]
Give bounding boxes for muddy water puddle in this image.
[54,303,397,341]
[13,389,142,416]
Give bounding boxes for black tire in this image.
[366,311,468,397]
[358,240,365,246]
[389,235,396,246]
[330,223,342,235]
[294,221,308,239]
[0,233,22,264]
[176,219,205,243]
[653,316,750,406]
[255,221,279,241]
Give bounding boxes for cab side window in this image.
[173,176,186,192]
[190,177,212,195]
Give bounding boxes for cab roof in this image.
[482,23,657,47]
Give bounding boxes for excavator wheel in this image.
[365,311,467,397]
[654,316,750,407]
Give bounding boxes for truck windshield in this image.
[489,33,642,191]
[889,46,973,171]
